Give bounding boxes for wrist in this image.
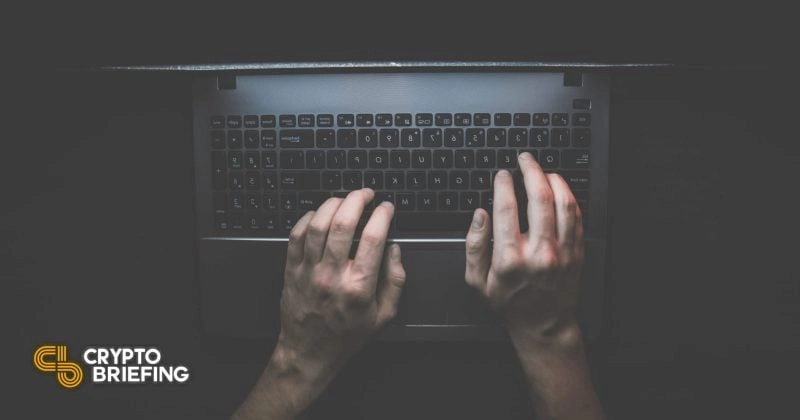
[506,316,584,353]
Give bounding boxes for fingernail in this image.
[380,200,394,208]
[497,169,510,177]
[471,211,484,229]
[519,151,532,160]
[391,244,401,260]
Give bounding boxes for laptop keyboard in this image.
[209,111,591,237]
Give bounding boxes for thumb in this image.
[376,244,406,325]
[465,208,491,293]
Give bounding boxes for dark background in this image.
[6,7,798,420]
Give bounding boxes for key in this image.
[281,193,297,211]
[228,151,243,169]
[279,115,296,127]
[466,128,485,147]
[260,130,277,148]
[497,149,517,168]
[263,172,277,190]
[356,114,374,127]
[364,171,383,189]
[327,150,346,169]
[298,192,331,210]
[230,192,244,211]
[539,150,560,168]
[263,193,278,210]
[390,150,410,168]
[573,113,591,126]
[487,128,506,147]
[211,116,225,129]
[379,129,399,147]
[337,114,354,127]
[417,192,436,210]
[322,171,341,189]
[245,172,260,189]
[375,192,395,205]
[348,150,368,169]
[444,128,464,147]
[244,130,259,148]
[531,128,549,147]
[246,194,260,210]
[423,128,443,147]
[433,150,453,168]
[229,172,244,190]
[261,151,277,169]
[358,129,378,147]
[280,172,321,189]
[551,128,570,147]
[573,128,591,147]
[394,113,413,126]
[337,129,356,147]
[401,128,421,147]
[282,212,298,231]
[298,114,314,127]
[450,171,469,189]
[396,193,415,210]
[455,113,471,126]
[280,151,305,169]
[211,130,226,149]
[494,113,512,126]
[244,152,260,169]
[513,113,531,126]
[369,150,389,168]
[559,171,591,189]
[533,113,550,126]
[228,130,243,148]
[260,115,276,128]
[562,150,591,169]
[376,113,393,126]
[279,129,314,148]
[411,150,431,168]
[415,113,433,126]
[316,129,336,148]
[435,113,453,126]
[343,171,362,190]
[471,171,491,189]
[455,150,474,168]
[428,171,447,190]
[552,113,568,126]
[439,192,459,210]
[407,172,426,189]
[230,213,244,230]
[473,113,491,126]
[317,114,334,127]
[385,172,404,189]
[508,128,528,147]
[461,192,479,210]
[227,115,242,128]
[306,150,325,169]
[476,149,495,168]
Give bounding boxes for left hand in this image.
[278,188,406,370]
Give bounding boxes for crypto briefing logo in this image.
[34,344,190,389]
[33,345,84,389]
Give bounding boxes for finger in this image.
[491,170,521,254]
[353,201,395,287]
[323,188,375,265]
[377,244,406,325]
[286,211,315,266]
[465,208,491,293]
[574,204,585,260]
[303,197,344,263]
[546,173,578,249]
[517,152,556,243]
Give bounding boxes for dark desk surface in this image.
[7,67,798,419]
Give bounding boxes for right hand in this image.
[464,152,585,337]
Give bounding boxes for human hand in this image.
[277,188,406,370]
[464,152,584,339]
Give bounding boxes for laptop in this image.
[193,64,609,341]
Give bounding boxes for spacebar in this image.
[395,212,474,233]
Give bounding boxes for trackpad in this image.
[398,246,493,326]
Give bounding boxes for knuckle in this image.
[559,194,578,213]
[288,228,305,243]
[341,282,372,304]
[359,231,384,249]
[533,185,555,206]
[532,245,561,270]
[494,252,524,277]
[330,218,354,235]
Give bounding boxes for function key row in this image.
[211,113,591,129]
